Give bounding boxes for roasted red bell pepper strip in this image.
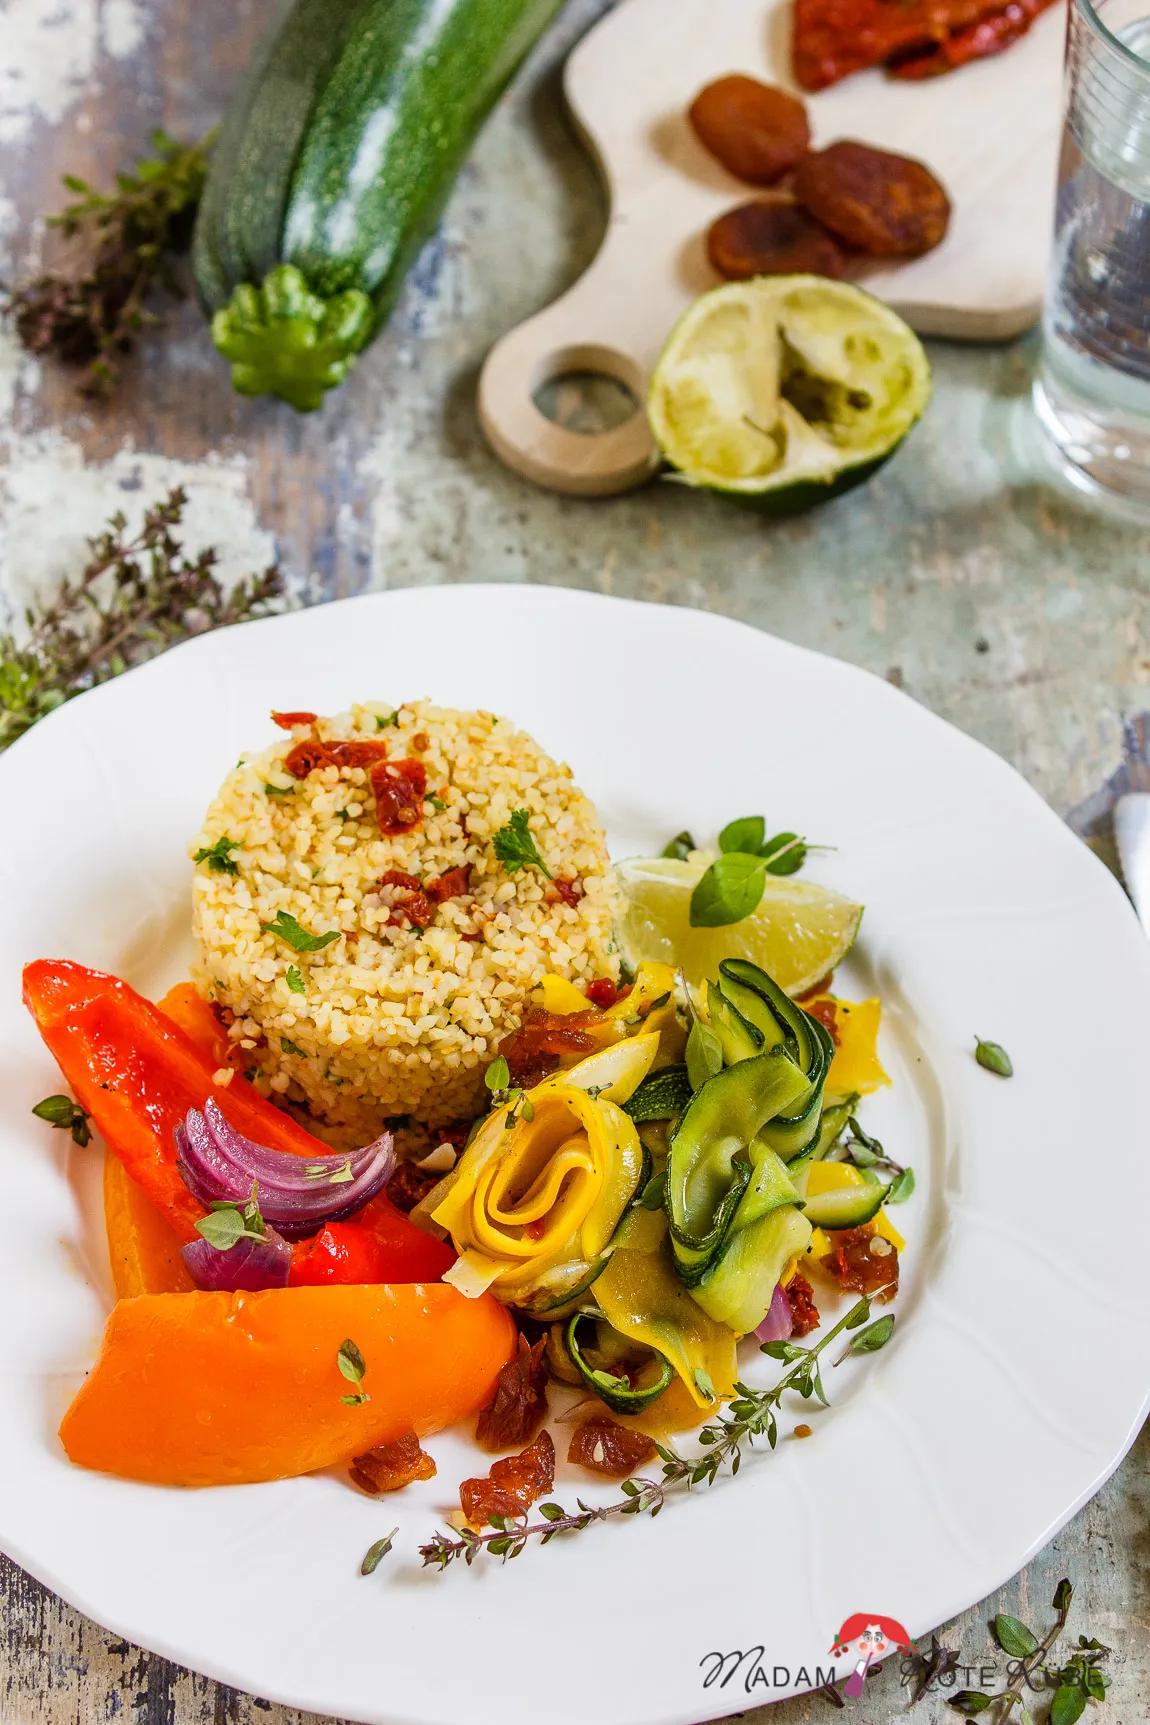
[23,960,451,1283]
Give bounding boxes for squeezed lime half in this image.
[647,275,931,510]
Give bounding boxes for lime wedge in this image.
[647,275,930,512]
[615,856,863,996]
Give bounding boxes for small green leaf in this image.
[492,808,551,878]
[281,1037,305,1056]
[195,1208,247,1251]
[485,1056,510,1093]
[661,831,695,861]
[760,832,807,876]
[718,815,765,855]
[425,794,447,812]
[947,1693,993,1716]
[539,1502,565,1522]
[1052,1577,1073,1613]
[340,1391,370,1407]
[685,1018,724,1091]
[975,1036,1013,1077]
[32,1094,92,1146]
[360,1528,397,1574]
[520,1096,535,1123]
[689,854,767,927]
[338,1337,367,1384]
[992,1614,1038,1659]
[846,1315,896,1356]
[1049,1687,1086,1725]
[328,1160,354,1185]
[263,782,293,798]
[885,1167,916,1204]
[194,835,240,875]
[286,965,306,994]
[693,1367,716,1401]
[375,711,397,730]
[262,910,340,952]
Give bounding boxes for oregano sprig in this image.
[948,1579,1109,1721]
[413,1289,893,1571]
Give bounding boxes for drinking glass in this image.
[1034,0,1150,511]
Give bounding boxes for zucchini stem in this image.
[211,263,372,411]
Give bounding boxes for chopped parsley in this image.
[425,793,447,813]
[32,1093,91,1146]
[493,808,552,878]
[194,835,240,875]
[262,910,340,953]
[263,782,293,798]
[375,711,398,731]
[281,1037,305,1056]
[285,965,306,994]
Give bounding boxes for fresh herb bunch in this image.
[949,1580,1109,1722]
[6,131,211,397]
[0,487,282,754]
[493,809,552,878]
[413,1289,893,1570]
[689,816,830,929]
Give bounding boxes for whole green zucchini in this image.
[193,0,563,409]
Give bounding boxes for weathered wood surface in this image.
[1,0,1147,1720]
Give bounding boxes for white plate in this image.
[0,585,1146,1725]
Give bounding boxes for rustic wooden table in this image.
[1,2,1147,1721]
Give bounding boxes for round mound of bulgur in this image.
[190,702,619,1145]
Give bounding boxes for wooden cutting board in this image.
[479,0,1065,495]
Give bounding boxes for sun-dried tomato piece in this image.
[689,76,811,185]
[707,199,848,281]
[378,868,435,930]
[804,995,840,1046]
[794,140,950,256]
[498,1004,604,1088]
[385,1158,442,1214]
[411,731,431,751]
[568,1417,656,1479]
[551,877,584,908]
[459,1429,556,1527]
[475,1337,550,1452]
[792,0,999,91]
[819,1224,899,1298]
[284,738,334,778]
[326,739,390,769]
[784,1270,821,1337]
[350,1429,437,1495]
[427,865,471,904]
[270,710,317,730]
[585,978,618,1009]
[371,759,428,834]
[889,0,1055,76]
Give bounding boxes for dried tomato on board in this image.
[784,1270,821,1338]
[689,75,811,185]
[792,0,997,92]
[475,1337,550,1452]
[371,758,428,834]
[568,1417,656,1479]
[706,200,847,281]
[350,1430,437,1495]
[271,710,318,730]
[459,1428,556,1528]
[497,1005,604,1088]
[819,1225,899,1298]
[889,0,1056,77]
[794,140,951,256]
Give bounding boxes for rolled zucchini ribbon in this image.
[666,960,834,1333]
[429,1035,659,1310]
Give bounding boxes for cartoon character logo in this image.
[828,1613,913,1698]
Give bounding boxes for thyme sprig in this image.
[949,1580,1109,1721]
[5,131,211,397]
[0,487,282,753]
[415,1290,891,1570]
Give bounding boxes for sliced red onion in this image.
[182,1227,292,1291]
[175,1097,394,1240]
[755,1283,794,1344]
